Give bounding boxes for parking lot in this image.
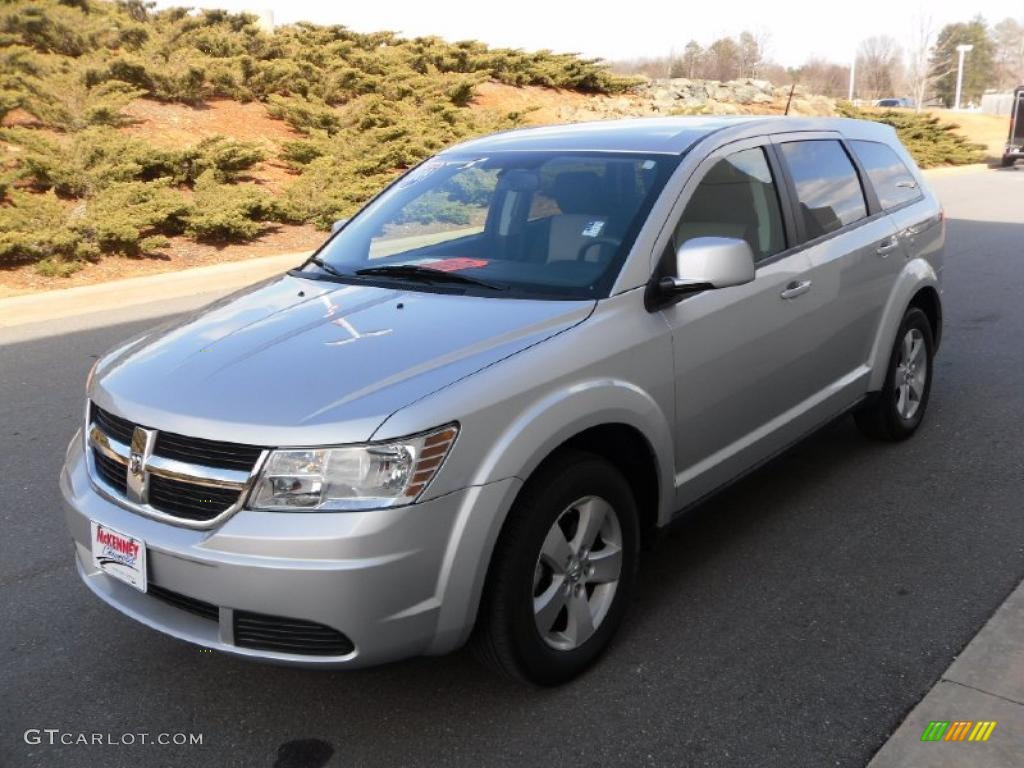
[2,169,1023,768]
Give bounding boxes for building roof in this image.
[443,115,896,155]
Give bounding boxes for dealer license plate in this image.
[90,521,147,592]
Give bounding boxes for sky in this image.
[153,0,1024,67]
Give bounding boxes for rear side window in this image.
[849,140,922,210]
[674,147,785,263]
[780,140,867,240]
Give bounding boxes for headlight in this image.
[249,424,458,511]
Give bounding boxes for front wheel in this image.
[472,451,639,685]
[855,306,934,441]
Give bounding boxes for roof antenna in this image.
[784,78,797,116]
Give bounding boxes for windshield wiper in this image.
[354,264,507,291]
[307,256,348,279]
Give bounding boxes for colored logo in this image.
[920,721,997,742]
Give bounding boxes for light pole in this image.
[954,43,973,110]
[848,55,856,102]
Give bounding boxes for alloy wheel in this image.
[895,327,928,420]
[532,495,623,651]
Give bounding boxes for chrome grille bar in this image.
[85,405,268,529]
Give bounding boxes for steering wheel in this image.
[575,237,621,263]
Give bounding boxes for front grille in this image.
[148,475,239,522]
[88,401,264,524]
[91,403,135,445]
[234,610,354,656]
[92,449,128,494]
[148,584,219,622]
[154,431,263,471]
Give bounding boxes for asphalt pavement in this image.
[1,169,1022,768]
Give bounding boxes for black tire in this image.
[1001,154,1016,168]
[855,307,934,441]
[472,450,639,685]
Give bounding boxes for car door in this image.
[846,137,943,280]
[771,134,900,395]
[657,138,824,510]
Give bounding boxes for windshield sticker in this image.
[424,257,489,272]
[581,220,606,238]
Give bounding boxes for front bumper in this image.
[60,430,520,668]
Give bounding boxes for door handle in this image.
[780,280,812,300]
[876,237,900,256]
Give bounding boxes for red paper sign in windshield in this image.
[427,258,489,272]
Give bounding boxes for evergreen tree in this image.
[929,17,996,106]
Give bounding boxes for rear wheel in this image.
[1001,154,1016,168]
[472,451,639,685]
[855,307,934,441]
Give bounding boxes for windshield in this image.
[304,150,678,299]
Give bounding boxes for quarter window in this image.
[673,147,785,263]
[849,140,922,210]
[780,140,867,240]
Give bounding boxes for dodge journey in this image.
[62,116,944,684]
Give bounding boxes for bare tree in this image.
[799,57,851,98]
[678,40,704,79]
[993,18,1024,90]
[857,36,902,100]
[738,30,769,78]
[906,10,941,110]
[705,37,742,81]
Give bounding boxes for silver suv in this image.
[62,117,944,684]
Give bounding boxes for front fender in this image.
[422,380,674,654]
[467,378,675,522]
[867,258,941,391]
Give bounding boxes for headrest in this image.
[551,171,609,215]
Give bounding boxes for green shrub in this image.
[148,58,207,105]
[6,127,264,194]
[838,104,986,168]
[185,170,281,240]
[1,4,88,56]
[35,256,84,277]
[180,135,265,182]
[0,190,82,266]
[279,138,326,167]
[74,180,189,253]
[84,56,156,92]
[16,60,146,131]
[3,0,635,113]
[0,45,45,120]
[266,94,342,135]
[8,127,180,196]
[446,78,478,107]
[281,155,392,229]
[0,181,188,269]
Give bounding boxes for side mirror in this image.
[331,218,349,234]
[659,237,756,295]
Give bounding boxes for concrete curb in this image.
[868,577,1024,767]
[0,250,311,330]
[921,163,992,177]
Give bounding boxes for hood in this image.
[91,275,593,446]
